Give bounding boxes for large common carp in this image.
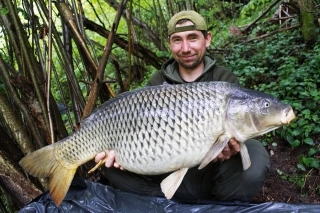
[19,81,295,206]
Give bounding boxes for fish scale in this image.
[111,85,204,171]
[64,83,210,170]
[19,81,295,205]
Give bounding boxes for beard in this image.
[176,54,205,70]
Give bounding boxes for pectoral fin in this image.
[198,135,230,169]
[160,168,188,199]
[240,143,251,170]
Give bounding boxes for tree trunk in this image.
[299,0,317,44]
[0,149,42,208]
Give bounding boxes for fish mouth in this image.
[280,108,296,125]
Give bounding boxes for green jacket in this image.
[147,55,239,86]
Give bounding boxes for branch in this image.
[242,0,282,32]
[111,59,126,93]
[37,0,86,113]
[0,92,36,155]
[81,0,127,119]
[56,2,118,115]
[105,0,165,50]
[2,0,49,133]
[0,56,45,149]
[243,24,300,43]
[55,3,98,74]
[83,18,165,69]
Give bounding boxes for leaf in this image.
[292,129,301,136]
[302,157,310,167]
[276,169,284,175]
[291,140,300,147]
[302,109,311,116]
[312,114,319,122]
[309,159,320,169]
[304,138,314,145]
[296,177,305,188]
[312,126,320,134]
[297,163,306,171]
[0,7,9,15]
[308,148,318,157]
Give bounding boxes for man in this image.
[95,10,270,202]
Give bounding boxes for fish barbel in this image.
[19,81,295,206]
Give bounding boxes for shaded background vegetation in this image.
[0,0,319,212]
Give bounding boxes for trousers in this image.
[102,139,270,202]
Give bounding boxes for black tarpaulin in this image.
[19,178,320,213]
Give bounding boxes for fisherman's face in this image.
[169,20,212,70]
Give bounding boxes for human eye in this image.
[189,35,198,41]
[171,37,182,43]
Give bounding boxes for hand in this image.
[95,150,125,170]
[213,138,241,162]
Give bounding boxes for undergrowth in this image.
[223,28,320,195]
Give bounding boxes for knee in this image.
[242,139,270,185]
[245,139,270,168]
[211,140,270,201]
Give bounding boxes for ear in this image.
[205,32,212,48]
[168,36,173,51]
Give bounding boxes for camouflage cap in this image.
[167,10,207,36]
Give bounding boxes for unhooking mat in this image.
[19,177,320,213]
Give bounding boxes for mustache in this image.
[178,54,196,57]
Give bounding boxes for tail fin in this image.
[19,143,77,206]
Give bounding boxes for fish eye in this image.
[263,100,270,108]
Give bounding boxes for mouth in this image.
[280,108,296,124]
[180,55,196,61]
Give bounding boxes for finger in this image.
[114,161,125,170]
[105,150,116,168]
[95,152,106,163]
[223,144,230,154]
[229,138,238,146]
[215,152,224,162]
[114,162,120,168]
[222,147,231,160]
[229,139,241,153]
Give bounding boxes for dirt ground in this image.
[253,137,320,204]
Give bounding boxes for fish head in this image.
[226,88,295,142]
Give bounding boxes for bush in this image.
[223,29,320,173]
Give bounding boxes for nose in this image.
[181,40,191,52]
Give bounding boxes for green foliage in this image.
[225,29,320,154]
[277,167,320,196]
[0,6,8,15]
[297,147,320,171]
[224,26,320,194]
[240,0,273,19]
[225,29,320,145]
[0,188,13,213]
